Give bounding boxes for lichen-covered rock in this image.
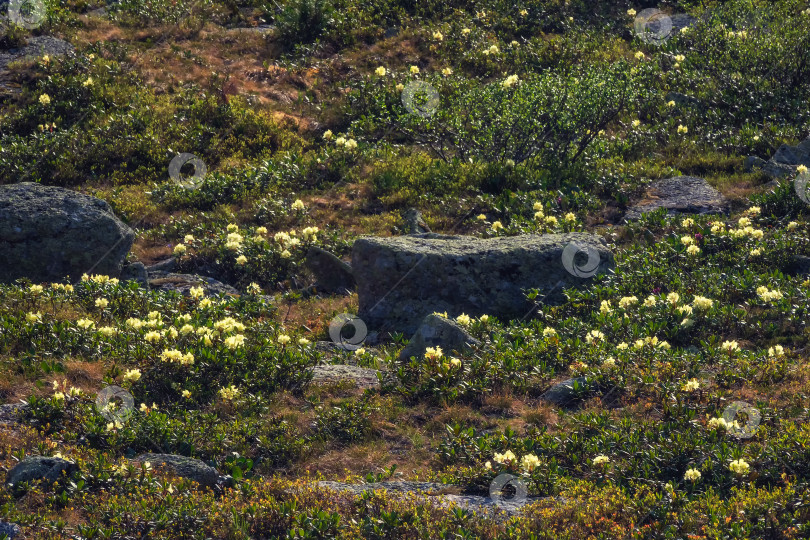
[311,364,381,389]
[132,454,233,491]
[401,208,431,234]
[0,520,21,539]
[304,246,355,294]
[540,377,589,408]
[6,456,78,491]
[398,314,480,361]
[624,176,729,221]
[0,183,134,283]
[147,273,239,297]
[352,232,614,334]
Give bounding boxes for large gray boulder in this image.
[131,454,233,491]
[0,183,134,283]
[352,232,614,334]
[6,456,78,492]
[398,314,480,362]
[624,176,729,221]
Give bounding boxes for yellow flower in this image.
[219,385,240,401]
[787,221,798,231]
[298,338,311,345]
[30,284,44,295]
[634,51,645,60]
[479,314,489,323]
[123,369,141,382]
[277,334,291,345]
[224,335,246,349]
[281,249,292,258]
[643,295,656,307]
[544,216,558,227]
[677,125,688,134]
[182,390,191,398]
[345,138,358,149]
[667,100,676,108]
[433,31,443,41]
[592,455,610,466]
[189,286,205,299]
[721,340,739,352]
[410,65,420,74]
[39,94,51,106]
[83,77,93,87]
[600,300,612,313]
[519,9,527,16]
[632,119,641,127]
[797,164,809,175]
[292,199,305,211]
[477,214,487,220]
[441,67,453,76]
[26,311,42,322]
[565,212,576,223]
[627,8,636,16]
[681,379,700,392]
[461,28,471,35]
[77,318,95,329]
[491,220,504,231]
[502,74,519,89]
[543,327,557,338]
[520,453,541,472]
[675,54,685,62]
[686,245,701,256]
[144,331,161,343]
[396,83,404,92]
[619,296,638,308]
[729,459,750,475]
[375,66,386,76]
[323,130,333,140]
[235,255,248,265]
[456,313,471,325]
[533,202,544,211]
[684,468,701,482]
[425,346,443,360]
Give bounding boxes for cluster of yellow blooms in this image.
[161,349,195,365]
[756,286,783,303]
[484,450,542,473]
[219,385,240,401]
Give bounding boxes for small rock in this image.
[664,91,703,109]
[401,208,431,234]
[785,255,810,277]
[147,273,239,297]
[759,136,810,179]
[145,257,177,274]
[304,247,355,294]
[120,262,149,288]
[0,403,28,426]
[131,454,233,491]
[6,456,78,492]
[744,156,767,173]
[0,521,21,539]
[624,176,729,221]
[398,314,480,362]
[540,377,589,408]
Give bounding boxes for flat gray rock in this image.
[311,364,381,389]
[353,233,614,334]
[147,272,239,297]
[131,454,233,491]
[624,176,729,221]
[315,481,556,519]
[6,456,78,491]
[0,403,28,426]
[0,520,21,539]
[0,183,135,283]
[760,137,810,179]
